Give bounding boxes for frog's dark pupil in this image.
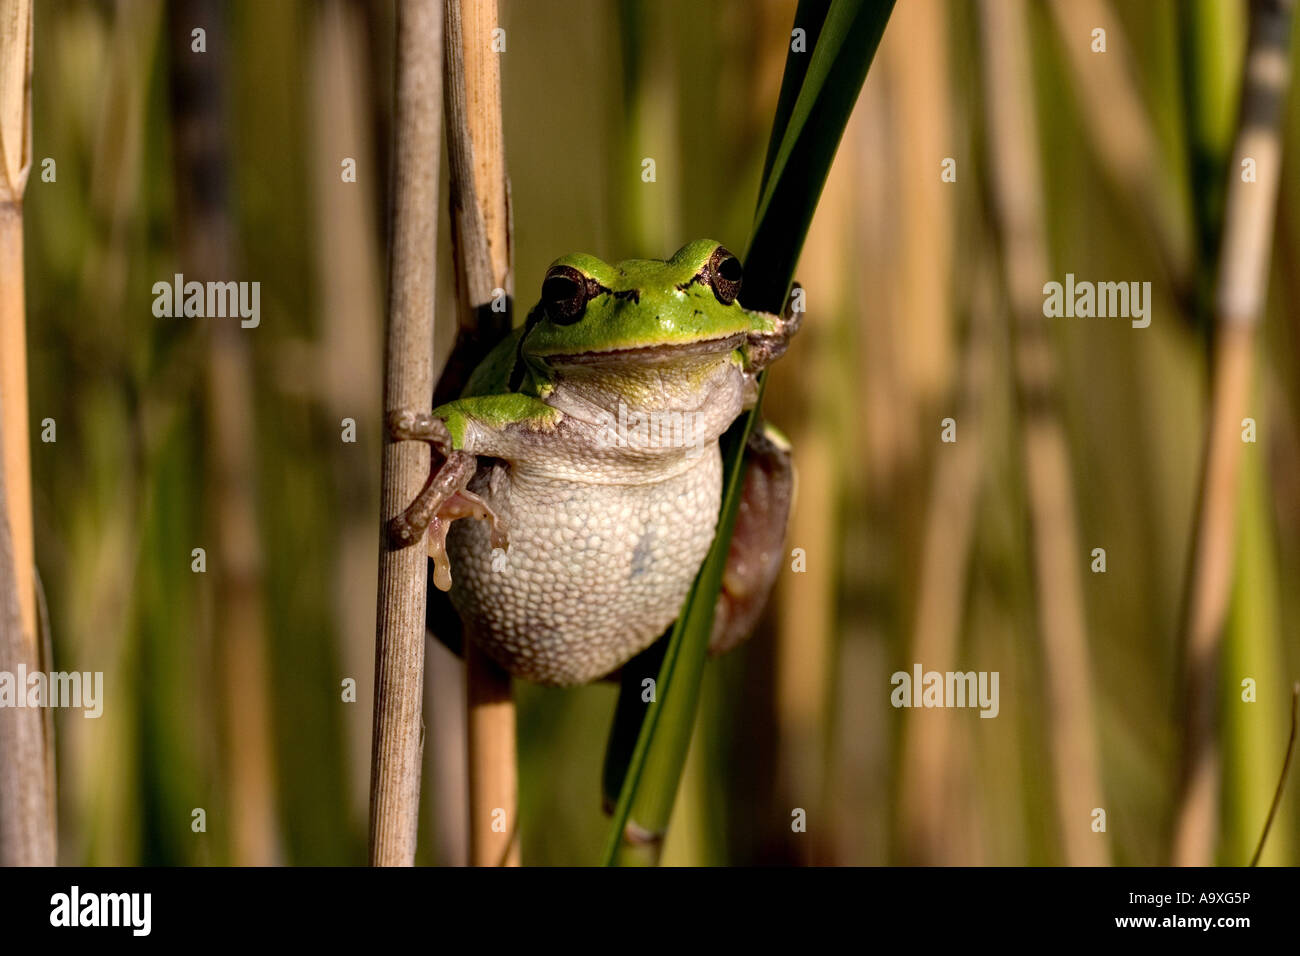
[543,267,589,324]
[706,246,743,305]
[544,276,578,301]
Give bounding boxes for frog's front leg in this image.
[385,408,506,591]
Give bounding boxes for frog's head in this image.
[519,240,778,368]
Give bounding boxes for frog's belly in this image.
[446,448,722,686]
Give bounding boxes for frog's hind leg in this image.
[385,409,506,591]
[708,420,795,656]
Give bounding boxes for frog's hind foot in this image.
[424,488,507,592]
[385,450,478,548]
[708,421,794,656]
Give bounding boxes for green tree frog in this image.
[387,240,800,686]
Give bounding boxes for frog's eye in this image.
[705,246,743,305]
[542,265,592,324]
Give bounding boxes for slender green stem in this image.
[1250,684,1299,867]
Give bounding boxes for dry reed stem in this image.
[370,0,443,866]
[465,639,517,865]
[1171,0,1295,867]
[979,0,1108,867]
[0,417,53,865]
[0,0,53,867]
[444,0,518,867]
[0,0,35,665]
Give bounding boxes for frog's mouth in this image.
[543,332,748,366]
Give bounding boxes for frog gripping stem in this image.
[385,408,508,592]
[744,282,804,371]
[384,408,476,548]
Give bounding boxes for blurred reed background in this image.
[16,0,1300,865]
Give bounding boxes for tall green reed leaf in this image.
[600,0,895,866]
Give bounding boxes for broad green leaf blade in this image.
[747,0,896,311]
[600,0,895,866]
[758,0,833,195]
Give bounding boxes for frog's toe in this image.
[425,489,509,592]
[743,282,804,371]
[386,407,453,450]
[386,511,429,548]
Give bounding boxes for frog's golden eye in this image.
[706,246,742,305]
[542,265,592,324]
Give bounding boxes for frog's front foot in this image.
[384,408,508,591]
[745,282,804,371]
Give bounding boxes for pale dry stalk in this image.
[0,0,55,867]
[370,0,444,867]
[443,0,519,868]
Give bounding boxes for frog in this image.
[386,239,800,686]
